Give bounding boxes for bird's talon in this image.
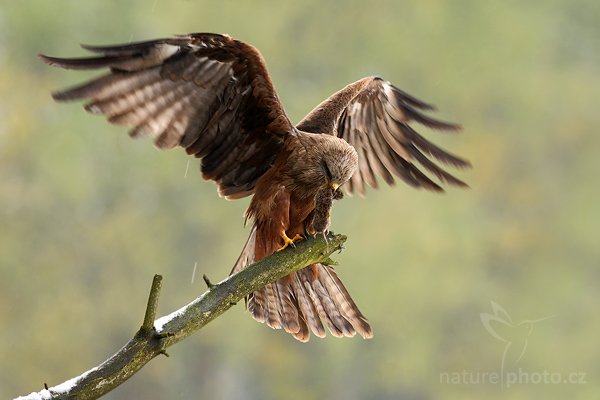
[276,232,304,252]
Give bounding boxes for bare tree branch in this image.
[16,233,347,400]
[141,275,163,334]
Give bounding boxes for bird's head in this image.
[320,139,358,192]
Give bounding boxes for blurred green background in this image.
[1,1,599,399]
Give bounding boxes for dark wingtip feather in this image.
[428,182,445,192]
[51,90,69,102]
[80,38,168,55]
[448,123,463,132]
[390,85,436,111]
[408,144,469,187]
[51,85,89,102]
[38,53,64,67]
[51,82,98,102]
[399,124,471,169]
[455,156,472,169]
[404,105,463,132]
[38,53,132,70]
[80,42,140,55]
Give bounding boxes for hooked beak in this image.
[331,182,339,191]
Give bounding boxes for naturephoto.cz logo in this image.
[439,301,586,388]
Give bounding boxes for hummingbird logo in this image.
[480,301,553,382]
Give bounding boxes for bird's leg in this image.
[305,209,317,237]
[276,231,304,252]
[311,186,333,236]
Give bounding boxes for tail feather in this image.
[230,225,256,275]
[299,269,345,338]
[233,225,372,341]
[292,315,310,342]
[320,267,373,339]
[292,272,326,338]
[263,283,282,330]
[274,278,303,335]
[313,278,356,337]
[249,288,267,323]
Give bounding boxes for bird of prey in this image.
[40,33,469,342]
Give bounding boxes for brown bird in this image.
[40,33,470,342]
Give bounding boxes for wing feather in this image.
[361,104,395,186]
[53,69,162,102]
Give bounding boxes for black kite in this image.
[40,33,469,341]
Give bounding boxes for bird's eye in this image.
[321,160,332,179]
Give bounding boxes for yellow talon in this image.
[276,232,304,252]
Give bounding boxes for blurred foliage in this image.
[1,1,599,399]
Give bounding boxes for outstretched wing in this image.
[40,33,294,199]
[297,76,470,195]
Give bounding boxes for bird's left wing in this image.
[40,33,294,199]
[297,77,470,195]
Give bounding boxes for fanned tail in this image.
[249,264,372,341]
[232,226,372,341]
